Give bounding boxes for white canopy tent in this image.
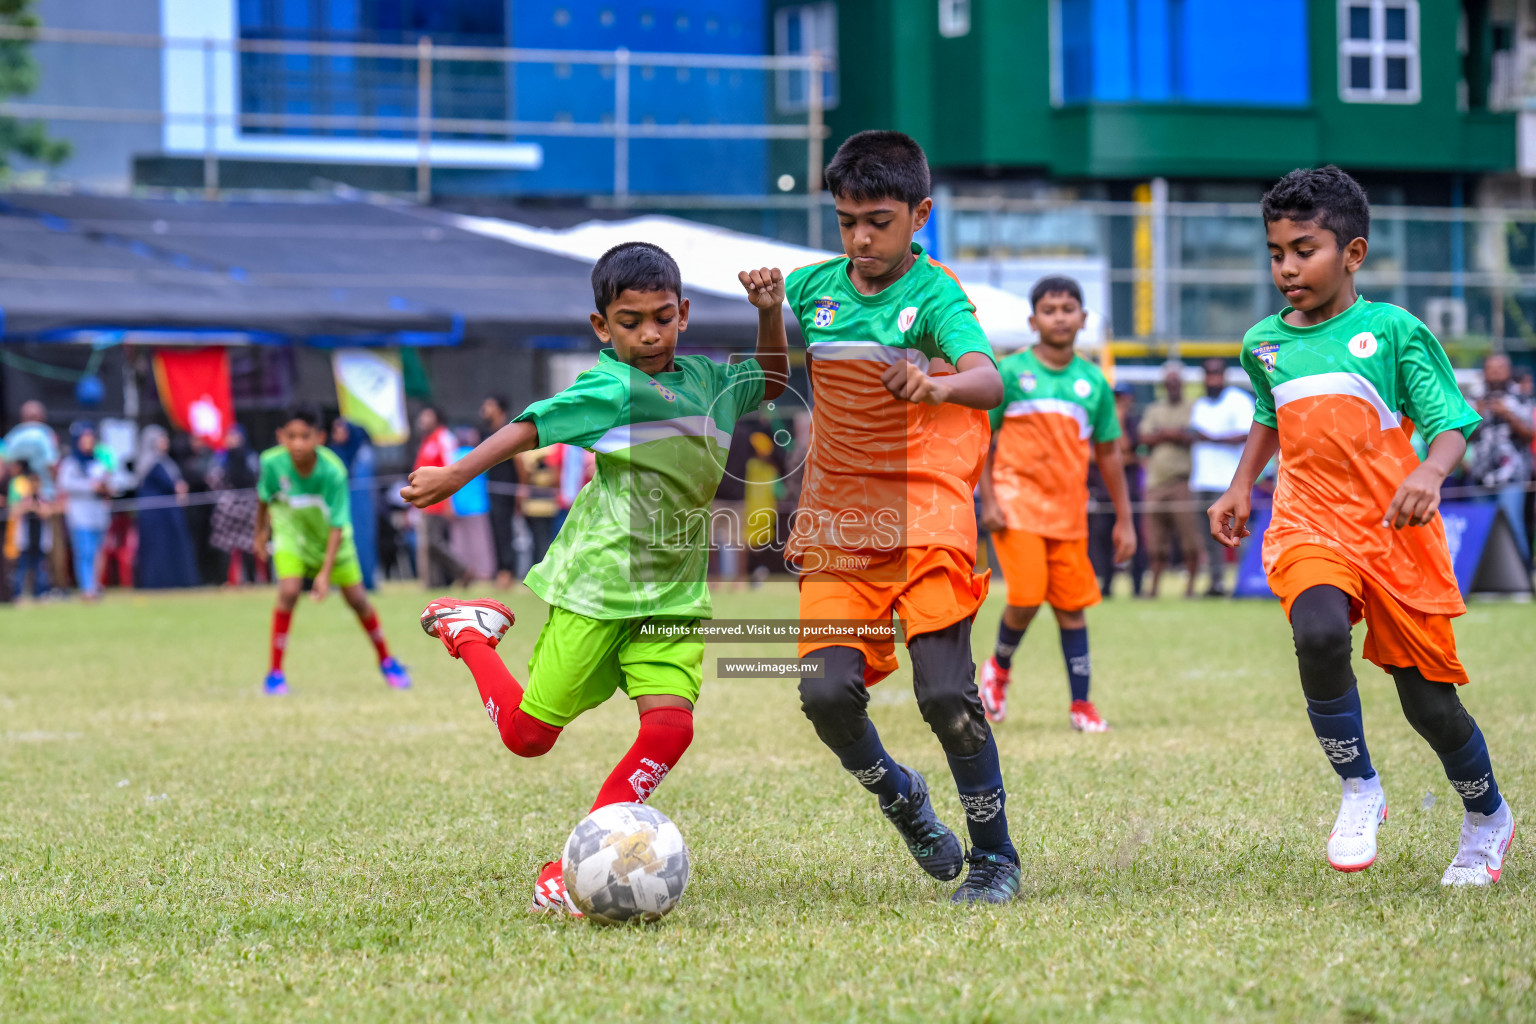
[446,212,1105,353]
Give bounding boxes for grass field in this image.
[2,582,1533,1022]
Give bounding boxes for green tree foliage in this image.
[0,0,69,171]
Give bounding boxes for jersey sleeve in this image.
[256,451,279,502]
[1398,321,1481,441]
[724,357,768,419]
[513,369,630,450]
[932,286,995,367]
[1239,339,1278,429]
[784,264,815,338]
[323,459,351,530]
[1090,380,1122,443]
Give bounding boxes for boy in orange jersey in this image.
[1210,166,1513,885]
[774,131,1018,905]
[977,276,1136,732]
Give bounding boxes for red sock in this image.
[460,640,561,757]
[270,608,292,672]
[591,707,695,811]
[359,609,391,662]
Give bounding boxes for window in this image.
[775,3,839,112]
[1339,0,1419,103]
[939,0,971,38]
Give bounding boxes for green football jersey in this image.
[988,348,1119,538]
[514,348,767,620]
[1240,296,1480,614]
[257,446,353,565]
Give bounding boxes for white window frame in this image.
[1338,0,1421,104]
[939,0,971,38]
[775,2,839,113]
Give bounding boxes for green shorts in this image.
[272,545,363,588]
[521,606,704,728]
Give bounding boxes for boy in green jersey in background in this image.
[402,242,788,915]
[256,405,410,695]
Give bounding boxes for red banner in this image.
[152,347,234,448]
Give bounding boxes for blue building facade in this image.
[234,0,769,194]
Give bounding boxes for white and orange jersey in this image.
[989,348,1120,539]
[785,245,995,559]
[1241,297,1481,616]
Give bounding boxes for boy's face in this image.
[276,420,320,462]
[591,288,689,375]
[1029,290,1086,347]
[1266,217,1367,312]
[834,195,932,280]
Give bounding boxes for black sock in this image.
[830,721,910,807]
[945,732,1016,861]
[994,621,1025,670]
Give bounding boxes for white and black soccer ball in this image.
[562,802,691,924]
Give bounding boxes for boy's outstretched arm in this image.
[1384,429,1464,529]
[1094,440,1138,563]
[882,351,1003,409]
[1207,423,1279,548]
[739,267,789,401]
[402,420,539,509]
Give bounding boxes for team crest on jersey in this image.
[1256,341,1280,373]
[813,298,839,328]
[1348,331,1378,358]
[1019,372,1037,393]
[897,306,918,333]
[1073,378,1093,399]
[648,378,677,402]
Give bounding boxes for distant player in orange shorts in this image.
[1209,166,1514,885]
[976,276,1135,733]
[777,131,1018,904]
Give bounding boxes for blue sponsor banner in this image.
[1439,501,1499,593]
[1232,500,1510,599]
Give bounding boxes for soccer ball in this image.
[562,802,691,924]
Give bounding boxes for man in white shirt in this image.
[1190,358,1255,596]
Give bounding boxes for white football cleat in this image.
[1327,775,1387,872]
[420,597,514,658]
[1442,800,1515,887]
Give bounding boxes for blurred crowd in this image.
[4,354,1532,603]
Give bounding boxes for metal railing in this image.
[0,24,833,243]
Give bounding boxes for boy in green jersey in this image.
[256,405,410,695]
[1208,166,1514,884]
[402,242,788,915]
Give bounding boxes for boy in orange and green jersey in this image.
[1210,166,1514,885]
[780,131,1019,905]
[977,276,1136,733]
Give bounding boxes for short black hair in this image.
[1261,165,1370,246]
[483,394,508,414]
[1029,275,1084,309]
[591,241,683,314]
[823,130,930,208]
[281,403,322,430]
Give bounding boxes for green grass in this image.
[2,583,1533,1022]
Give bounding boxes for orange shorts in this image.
[797,546,990,685]
[1269,544,1468,685]
[990,528,1102,611]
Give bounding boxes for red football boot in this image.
[419,597,515,658]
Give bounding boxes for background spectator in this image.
[1139,363,1205,597]
[1190,358,1256,596]
[6,462,52,599]
[412,406,466,587]
[329,418,379,589]
[133,425,198,590]
[176,433,220,585]
[3,400,60,500]
[57,421,111,600]
[479,396,522,589]
[449,425,497,581]
[1469,352,1534,563]
[518,443,561,568]
[209,423,264,586]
